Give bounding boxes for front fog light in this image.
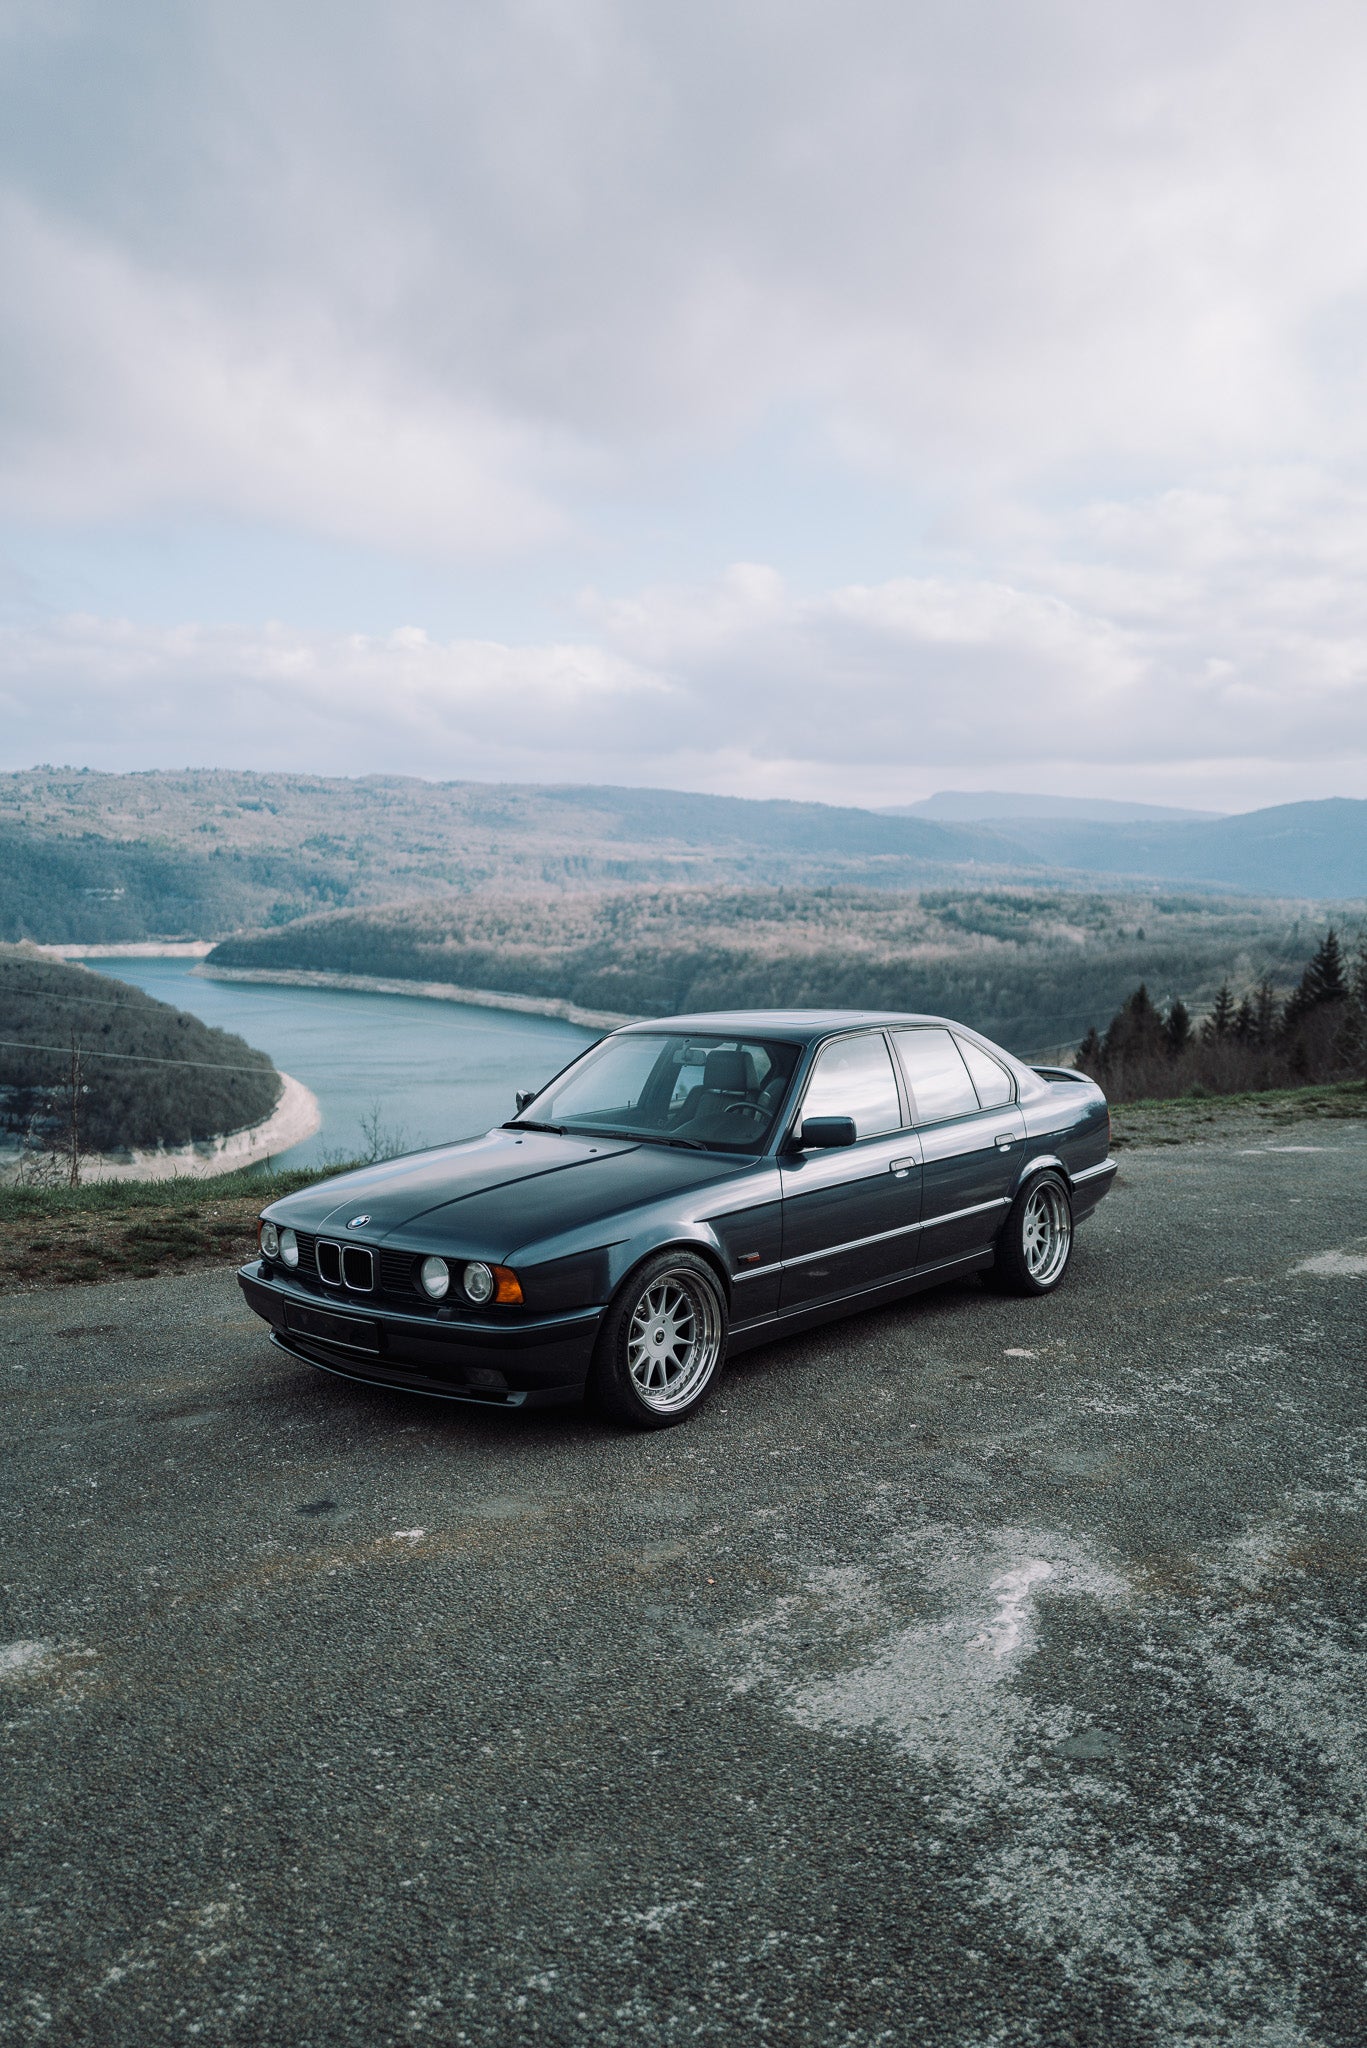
[462,1261,494,1304]
[279,1227,299,1269]
[420,1256,451,1300]
[259,1220,280,1259]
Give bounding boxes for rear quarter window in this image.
[891,1028,980,1124]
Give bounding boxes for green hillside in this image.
[206,886,1329,1055]
[0,946,281,1156]
[3,770,1364,945]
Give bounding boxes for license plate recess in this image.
[285,1303,381,1353]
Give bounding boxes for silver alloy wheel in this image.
[626,1267,722,1413]
[1021,1178,1072,1284]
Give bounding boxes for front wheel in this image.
[990,1172,1073,1295]
[586,1252,728,1428]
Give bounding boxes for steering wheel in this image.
[723,1100,766,1122]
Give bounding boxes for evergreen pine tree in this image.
[1233,995,1255,1043]
[1165,999,1192,1058]
[1252,979,1279,1046]
[1284,929,1348,1030]
[1075,1025,1103,1076]
[1204,983,1236,1042]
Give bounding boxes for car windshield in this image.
[511,1032,803,1153]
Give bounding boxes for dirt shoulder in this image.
[0,1162,354,1295]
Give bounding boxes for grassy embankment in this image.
[0,1159,356,1294]
[4,1080,1363,1294]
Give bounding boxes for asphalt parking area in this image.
[3,1125,1366,2047]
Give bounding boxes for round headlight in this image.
[279,1227,299,1269]
[259,1220,280,1259]
[463,1260,494,1305]
[420,1255,450,1300]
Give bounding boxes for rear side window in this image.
[801,1032,902,1138]
[891,1028,980,1124]
[954,1035,1014,1109]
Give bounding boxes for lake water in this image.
[84,958,595,1171]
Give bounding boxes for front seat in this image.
[676,1047,759,1140]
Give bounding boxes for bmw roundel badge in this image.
[347,1214,371,1229]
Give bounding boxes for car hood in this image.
[268,1127,747,1244]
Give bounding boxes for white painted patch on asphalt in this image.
[720,1529,1124,1794]
[389,1528,426,1544]
[1004,1347,1037,1358]
[714,1492,1367,2043]
[975,1560,1053,1657]
[1292,1249,1367,1277]
[0,1640,54,1680]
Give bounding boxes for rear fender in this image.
[1010,1153,1070,1201]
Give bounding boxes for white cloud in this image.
[1,3,1366,801]
[5,497,1365,804]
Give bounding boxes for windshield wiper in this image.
[504,1119,567,1135]
[561,1124,711,1151]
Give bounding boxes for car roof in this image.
[615,1009,964,1045]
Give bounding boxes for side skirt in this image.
[727,1250,994,1356]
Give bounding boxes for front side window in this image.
[891,1028,980,1124]
[514,1032,801,1153]
[799,1032,902,1139]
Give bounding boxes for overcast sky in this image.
[2,0,1366,812]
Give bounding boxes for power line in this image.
[0,1037,277,1076]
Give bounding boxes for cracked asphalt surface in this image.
[3,1125,1366,2047]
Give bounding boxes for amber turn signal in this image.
[491,1265,523,1305]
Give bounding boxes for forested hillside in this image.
[3,769,1364,943]
[205,887,1328,1053]
[0,946,281,1154]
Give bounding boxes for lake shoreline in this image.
[194,963,637,1032]
[0,1070,322,1186]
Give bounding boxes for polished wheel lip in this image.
[1021,1179,1071,1285]
[626,1268,721,1413]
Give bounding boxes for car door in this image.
[890,1028,1025,1268]
[778,1031,923,1311]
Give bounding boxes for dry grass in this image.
[1109,1079,1367,1148]
[0,1160,357,1294]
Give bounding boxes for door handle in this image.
[995,1133,1015,1149]
[889,1156,916,1178]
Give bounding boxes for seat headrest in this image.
[703,1047,753,1093]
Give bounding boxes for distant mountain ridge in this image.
[0,769,1362,943]
[961,798,1367,900]
[885,790,1223,823]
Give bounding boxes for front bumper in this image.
[238,1264,602,1408]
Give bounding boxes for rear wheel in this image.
[587,1252,727,1428]
[990,1172,1073,1295]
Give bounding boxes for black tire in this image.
[989,1171,1074,1295]
[586,1251,728,1429]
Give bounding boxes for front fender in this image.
[602,1225,735,1305]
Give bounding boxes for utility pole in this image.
[67,1032,83,1188]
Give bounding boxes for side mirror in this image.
[796,1115,858,1150]
[515,1090,536,1114]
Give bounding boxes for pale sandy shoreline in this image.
[0,1070,322,1185]
[37,941,215,959]
[194,963,637,1032]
